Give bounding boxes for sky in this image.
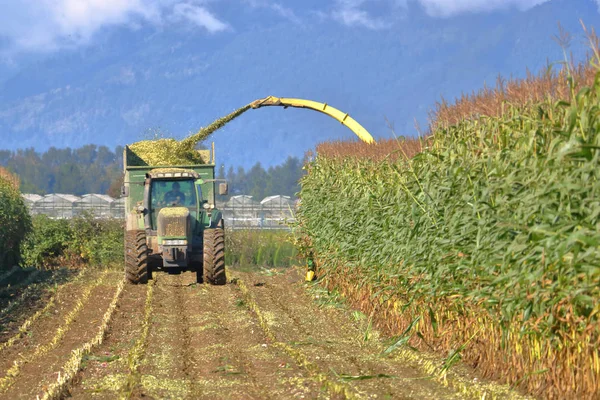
[0,0,572,57]
[0,0,597,167]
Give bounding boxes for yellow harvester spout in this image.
[250,96,376,144]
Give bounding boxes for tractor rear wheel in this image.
[203,227,225,285]
[124,230,149,284]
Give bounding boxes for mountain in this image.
[0,0,597,168]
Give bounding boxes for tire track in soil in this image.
[235,269,462,400]
[239,272,374,398]
[155,271,323,400]
[234,275,361,400]
[134,273,196,399]
[0,270,122,400]
[68,281,149,399]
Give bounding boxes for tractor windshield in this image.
[150,179,200,229]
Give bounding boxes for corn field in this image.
[0,167,31,269]
[296,65,600,399]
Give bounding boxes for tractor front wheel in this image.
[124,230,149,284]
[203,227,226,285]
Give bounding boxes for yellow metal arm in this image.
[250,96,375,144]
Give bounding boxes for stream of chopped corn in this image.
[128,105,251,166]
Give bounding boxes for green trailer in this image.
[122,145,227,285]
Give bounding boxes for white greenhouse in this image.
[20,192,295,228]
[21,194,43,212]
[32,194,80,219]
[74,194,114,218]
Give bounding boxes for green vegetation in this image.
[0,168,31,269]
[21,213,123,268]
[0,145,124,196]
[225,230,300,269]
[17,214,298,270]
[297,64,600,397]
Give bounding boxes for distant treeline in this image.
[0,145,303,199]
[217,156,304,201]
[0,146,124,196]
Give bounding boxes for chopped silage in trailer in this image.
[128,105,252,166]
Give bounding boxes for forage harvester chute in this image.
[250,96,376,144]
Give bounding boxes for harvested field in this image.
[0,266,526,399]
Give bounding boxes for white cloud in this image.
[172,3,229,33]
[416,0,550,17]
[332,0,390,30]
[0,0,575,52]
[243,0,301,24]
[331,0,553,29]
[271,4,301,23]
[0,0,228,53]
[335,7,389,29]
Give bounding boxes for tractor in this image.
[121,145,227,285]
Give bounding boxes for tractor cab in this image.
[144,169,205,268]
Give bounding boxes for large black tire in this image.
[124,230,149,284]
[203,227,226,285]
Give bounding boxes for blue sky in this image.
[0,0,580,57]
[0,0,597,167]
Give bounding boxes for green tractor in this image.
[121,145,227,285]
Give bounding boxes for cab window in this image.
[150,179,197,228]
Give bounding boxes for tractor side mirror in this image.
[218,183,228,196]
[121,185,130,197]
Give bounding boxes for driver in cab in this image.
[164,182,186,205]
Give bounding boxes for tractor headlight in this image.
[163,239,187,246]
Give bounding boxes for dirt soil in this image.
[0,267,525,400]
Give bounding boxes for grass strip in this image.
[233,275,361,400]
[39,277,125,400]
[118,278,156,399]
[0,269,87,354]
[0,269,42,298]
[0,266,19,285]
[0,269,109,393]
[0,281,52,321]
[0,268,85,325]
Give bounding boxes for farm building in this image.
[223,195,260,228]
[111,197,126,218]
[260,195,294,222]
[21,194,43,212]
[32,194,80,218]
[74,194,114,218]
[225,195,259,209]
[260,195,294,209]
